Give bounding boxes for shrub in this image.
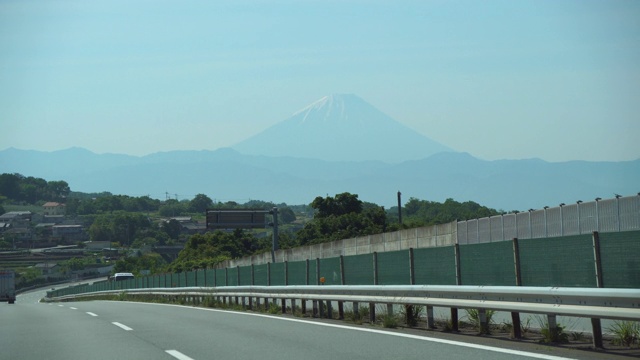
[607,321,640,347]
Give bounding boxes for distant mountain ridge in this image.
[231,94,453,163]
[0,147,638,211]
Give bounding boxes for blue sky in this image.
[1,0,638,162]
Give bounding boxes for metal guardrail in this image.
[47,285,640,321]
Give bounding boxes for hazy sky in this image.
[1,0,638,162]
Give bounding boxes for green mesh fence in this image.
[519,235,596,287]
[308,259,318,285]
[413,246,457,285]
[343,253,374,285]
[459,241,516,286]
[239,266,253,285]
[186,271,197,287]
[205,269,216,286]
[377,250,410,285]
[227,267,238,286]
[600,231,640,288]
[173,273,181,287]
[215,269,227,286]
[270,262,286,285]
[194,270,204,286]
[287,261,308,285]
[254,264,268,285]
[319,257,341,285]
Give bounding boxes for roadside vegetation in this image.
[1,172,502,285]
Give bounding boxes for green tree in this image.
[189,194,213,213]
[311,192,363,218]
[162,219,182,240]
[297,193,386,245]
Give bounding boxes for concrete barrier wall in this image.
[217,220,458,269]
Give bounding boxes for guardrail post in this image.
[370,252,378,323]
[591,231,604,348]
[478,308,489,335]
[327,301,333,319]
[315,256,322,317]
[547,314,557,334]
[284,261,289,314]
[511,238,523,339]
[426,306,435,329]
[451,244,461,332]
[338,256,345,319]
[304,258,309,316]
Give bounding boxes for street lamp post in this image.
[543,206,549,237]
[595,198,601,232]
[576,200,582,234]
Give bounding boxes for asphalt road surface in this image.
[0,289,620,360]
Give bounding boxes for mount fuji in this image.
[232,94,453,163]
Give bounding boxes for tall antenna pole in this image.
[397,191,403,225]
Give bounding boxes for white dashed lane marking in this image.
[112,322,133,331]
[166,350,195,360]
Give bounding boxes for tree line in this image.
[0,173,501,276]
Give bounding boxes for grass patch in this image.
[401,305,422,327]
[464,308,495,335]
[607,321,640,347]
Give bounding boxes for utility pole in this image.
[397,191,402,225]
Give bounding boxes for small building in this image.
[0,222,10,233]
[35,262,61,278]
[43,202,65,216]
[52,224,86,241]
[84,241,111,251]
[0,211,32,223]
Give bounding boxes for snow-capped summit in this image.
[232,94,453,163]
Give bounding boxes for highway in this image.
[0,289,620,360]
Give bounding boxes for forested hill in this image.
[1,147,638,211]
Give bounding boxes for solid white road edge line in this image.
[166,350,195,360]
[122,301,577,360]
[86,312,98,317]
[112,322,133,331]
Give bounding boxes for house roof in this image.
[36,223,57,228]
[43,202,64,207]
[0,211,32,220]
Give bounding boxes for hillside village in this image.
[0,201,211,287]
